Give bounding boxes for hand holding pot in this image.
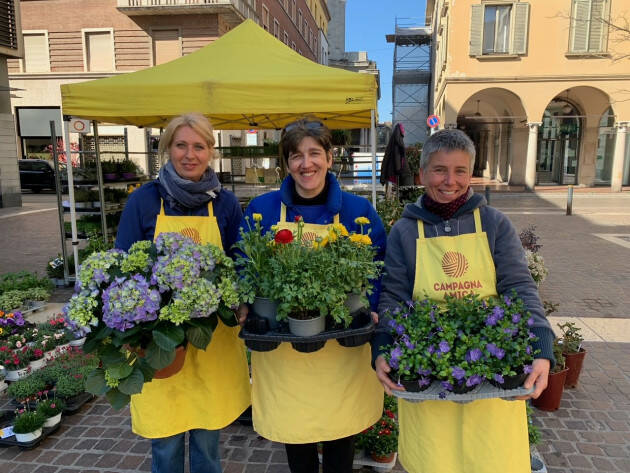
[375,355,405,395]
[515,358,550,400]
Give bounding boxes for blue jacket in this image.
[373,190,555,365]
[241,173,387,310]
[115,180,242,257]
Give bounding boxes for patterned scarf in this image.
[158,161,221,211]
[422,189,470,220]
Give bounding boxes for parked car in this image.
[19,159,98,193]
[19,159,56,193]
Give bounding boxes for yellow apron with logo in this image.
[250,203,383,443]
[398,208,529,473]
[130,200,251,439]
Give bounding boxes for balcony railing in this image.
[117,0,258,26]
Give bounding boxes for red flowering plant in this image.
[1,346,31,370]
[357,413,398,457]
[36,389,65,418]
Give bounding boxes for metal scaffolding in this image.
[386,18,432,145]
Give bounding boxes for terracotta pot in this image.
[531,367,569,411]
[370,451,396,463]
[563,349,586,388]
[153,346,187,379]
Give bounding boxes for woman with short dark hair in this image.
[241,118,387,473]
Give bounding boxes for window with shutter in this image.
[23,32,50,72]
[85,31,114,72]
[470,2,530,57]
[569,0,610,53]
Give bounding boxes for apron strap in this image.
[207,201,214,217]
[280,202,339,225]
[417,220,425,240]
[473,208,482,233]
[160,199,166,215]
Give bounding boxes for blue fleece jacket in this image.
[114,180,242,256]
[372,190,555,365]
[241,173,387,311]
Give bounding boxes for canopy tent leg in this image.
[63,117,80,278]
[370,109,377,207]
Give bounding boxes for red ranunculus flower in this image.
[274,229,294,244]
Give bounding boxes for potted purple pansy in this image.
[383,293,537,397]
[63,232,243,409]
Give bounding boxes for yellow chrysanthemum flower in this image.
[361,234,372,245]
[253,213,263,222]
[327,230,338,243]
[271,225,279,232]
[354,216,370,225]
[332,223,349,236]
[319,236,329,247]
[350,234,372,245]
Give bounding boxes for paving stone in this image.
[52,452,80,466]
[590,456,617,471]
[566,454,591,468]
[231,447,249,461]
[612,458,630,472]
[33,466,59,473]
[224,461,246,473]
[95,453,121,468]
[575,442,604,455]
[266,463,291,473]
[602,444,629,457]
[550,440,576,454]
[116,454,146,470]
[74,453,103,467]
[244,464,268,473]
[248,449,272,463]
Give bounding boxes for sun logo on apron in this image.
[441,251,469,278]
[302,231,318,242]
[180,227,201,244]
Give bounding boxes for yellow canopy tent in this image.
[59,20,380,279]
[60,19,378,130]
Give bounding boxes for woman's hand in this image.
[515,358,550,400]
[375,355,405,395]
[235,303,249,327]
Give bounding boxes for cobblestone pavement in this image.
[1,190,630,472]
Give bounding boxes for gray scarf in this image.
[158,161,222,210]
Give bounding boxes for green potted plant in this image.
[532,339,569,412]
[101,160,119,181]
[46,255,65,285]
[1,347,31,381]
[235,214,281,330]
[557,322,586,388]
[37,390,65,427]
[12,409,46,443]
[362,413,398,463]
[118,159,138,179]
[6,373,47,403]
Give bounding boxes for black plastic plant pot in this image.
[387,372,427,393]
[61,392,95,415]
[291,340,327,353]
[244,315,270,335]
[488,371,528,390]
[0,410,61,450]
[244,339,280,352]
[452,382,476,395]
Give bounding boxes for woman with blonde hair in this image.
[116,113,251,473]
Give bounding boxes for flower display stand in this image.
[0,380,7,393]
[19,301,47,316]
[318,450,398,472]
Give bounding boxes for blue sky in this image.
[345,0,427,123]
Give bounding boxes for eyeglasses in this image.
[282,120,325,135]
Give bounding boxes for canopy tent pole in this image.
[63,117,80,278]
[50,121,69,283]
[92,121,108,241]
[370,109,377,207]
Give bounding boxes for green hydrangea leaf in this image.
[145,341,176,370]
[85,368,108,395]
[105,388,131,410]
[107,361,134,380]
[117,367,145,395]
[152,324,185,352]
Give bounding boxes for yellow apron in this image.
[250,203,383,443]
[398,208,529,473]
[130,200,251,439]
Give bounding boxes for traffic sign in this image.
[427,115,440,128]
[70,118,90,134]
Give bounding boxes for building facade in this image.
[9,0,328,175]
[427,0,630,190]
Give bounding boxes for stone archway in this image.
[537,86,613,186]
[456,88,528,183]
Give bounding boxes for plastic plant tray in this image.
[0,411,60,449]
[392,381,534,403]
[19,301,47,316]
[62,392,95,415]
[240,310,374,353]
